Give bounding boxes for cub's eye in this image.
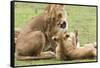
[52,36,58,41]
[65,34,69,38]
[66,35,69,38]
[63,34,69,40]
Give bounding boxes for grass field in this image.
[14,2,97,66]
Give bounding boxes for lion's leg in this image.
[83,43,97,58]
[84,42,96,48]
[70,43,96,59]
[16,54,55,61]
[70,47,96,59]
[91,47,96,58]
[16,31,56,61]
[16,51,55,61]
[15,54,45,61]
[40,51,56,58]
[55,46,67,60]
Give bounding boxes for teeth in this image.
[66,22,68,30]
[59,28,67,32]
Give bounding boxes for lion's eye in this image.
[58,13,62,18]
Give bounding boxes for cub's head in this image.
[52,30,78,48]
[45,4,68,35]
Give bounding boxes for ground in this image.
[14,2,97,66]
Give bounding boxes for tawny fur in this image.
[15,4,68,60]
[15,28,21,44]
[52,31,96,60]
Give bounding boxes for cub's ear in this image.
[52,36,58,41]
[74,29,78,37]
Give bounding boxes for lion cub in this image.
[52,31,96,60]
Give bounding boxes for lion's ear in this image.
[45,4,55,13]
[52,36,58,41]
[57,5,64,9]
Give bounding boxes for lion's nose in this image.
[60,21,66,29]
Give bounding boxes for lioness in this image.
[52,31,96,60]
[15,4,68,60]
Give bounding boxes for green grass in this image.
[15,59,96,66]
[14,2,97,66]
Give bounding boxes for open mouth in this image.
[60,21,66,29]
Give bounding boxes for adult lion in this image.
[15,4,68,60]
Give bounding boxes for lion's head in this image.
[45,4,68,36]
[52,30,79,49]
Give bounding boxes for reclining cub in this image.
[52,31,96,60]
